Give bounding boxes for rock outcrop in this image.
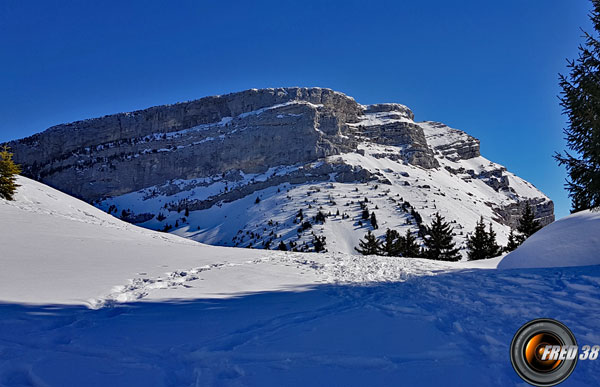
[7,88,443,202]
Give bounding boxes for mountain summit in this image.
[6,87,554,255]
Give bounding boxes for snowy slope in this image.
[1,176,491,307]
[97,117,552,259]
[499,209,600,269]
[1,177,600,387]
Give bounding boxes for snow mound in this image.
[498,209,600,269]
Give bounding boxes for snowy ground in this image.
[1,178,599,386]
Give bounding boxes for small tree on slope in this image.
[554,0,600,212]
[466,217,489,261]
[485,222,502,258]
[504,229,521,252]
[355,231,382,255]
[517,202,542,241]
[398,229,421,258]
[381,229,401,256]
[422,213,461,261]
[0,146,21,201]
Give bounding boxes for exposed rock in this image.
[6,87,442,202]
[493,198,555,229]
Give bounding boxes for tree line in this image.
[355,203,542,261]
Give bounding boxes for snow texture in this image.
[499,209,600,269]
[1,178,599,386]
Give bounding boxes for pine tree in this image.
[0,146,21,201]
[381,229,401,256]
[422,212,461,261]
[554,2,600,212]
[362,208,370,220]
[355,231,382,255]
[504,229,521,252]
[370,212,378,229]
[315,211,326,223]
[278,241,288,251]
[517,202,542,240]
[466,217,488,261]
[398,229,421,257]
[485,222,502,258]
[313,235,326,252]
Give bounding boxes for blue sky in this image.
[0,0,592,218]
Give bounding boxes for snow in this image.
[97,140,551,260]
[2,177,600,386]
[498,209,600,269]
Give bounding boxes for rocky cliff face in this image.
[5,87,554,254]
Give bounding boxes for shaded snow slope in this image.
[499,209,600,269]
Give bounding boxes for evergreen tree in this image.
[504,229,521,252]
[466,217,488,261]
[398,229,421,257]
[362,208,370,220]
[0,146,21,201]
[278,241,288,251]
[370,212,378,229]
[381,229,401,256]
[313,235,326,252]
[485,222,502,258]
[315,211,326,223]
[554,1,600,211]
[254,196,261,204]
[355,231,382,255]
[517,202,542,240]
[422,213,461,261]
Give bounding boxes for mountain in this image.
[5,87,554,255]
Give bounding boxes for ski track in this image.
[91,252,454,308]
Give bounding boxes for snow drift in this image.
[499,209,600,269]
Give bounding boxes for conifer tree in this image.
[485,222,502,258]
[381,229,401,256]
[422,213,461,261]
[554,1,600,211]
[517,202,542,240]
[315,211,326,223]
[504,229,521,252]
[398,229,421,257]
[355,231,382,255]
[278,241,288,251]
[466,217,488,261]
[362,208,370,220]
[312,235,326,252]
[0,146,21,201]
[370,212,378,229]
